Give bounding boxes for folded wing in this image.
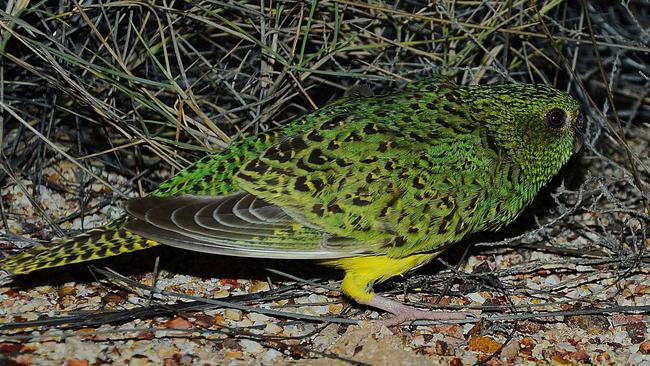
[124,192,374,259]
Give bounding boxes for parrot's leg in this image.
[322,253,468,326]
[359,295,467,327]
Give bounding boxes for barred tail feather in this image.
[0,227,159,274]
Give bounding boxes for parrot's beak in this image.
[573,115,585,153]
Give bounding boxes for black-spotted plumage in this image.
[1,80,583,324]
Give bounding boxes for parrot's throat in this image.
[514,138,573,191]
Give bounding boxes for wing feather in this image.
[124,193,373,259]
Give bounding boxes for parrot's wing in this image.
[232,93,504,256]
[124,192,374,259]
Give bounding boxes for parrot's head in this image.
[514,84,584,154]
[471,84,583,179]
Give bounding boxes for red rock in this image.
[594,351,612,364]
[219,278,238,287]
[550,353,571,365]
[517,320,542,334]
[520,337,535,358]
[164,316,193,329]
[0,343,22,354]
[469,336,502,354]
[570,351,590,362]
[432,324,461,337]
[137,331,155,340]
[611,314,643,326]
[449,357,464,366]
[192,313,215,328]
[2,289,17,298]
[67,360,89,366]
[639,341,650,354]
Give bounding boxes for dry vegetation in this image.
[0,0,649,364]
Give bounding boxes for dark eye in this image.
[545,108,566,128]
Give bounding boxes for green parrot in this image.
[0,80,583,325]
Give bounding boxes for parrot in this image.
[0,79,583,325]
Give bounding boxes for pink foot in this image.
[359,295,470,327]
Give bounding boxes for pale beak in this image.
[573,115,585,153]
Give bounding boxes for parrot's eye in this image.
[545,108,567,128]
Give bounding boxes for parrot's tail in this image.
[0,218,159,275]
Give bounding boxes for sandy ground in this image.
[1,144,649,365]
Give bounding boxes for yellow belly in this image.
[320,252,440,302]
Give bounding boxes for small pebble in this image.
[261,349,283,365]
[225,309,243,321]
[264,323,283,334]
[240,339,264,354]
[249,280,270,293]
[248,312,271,323]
